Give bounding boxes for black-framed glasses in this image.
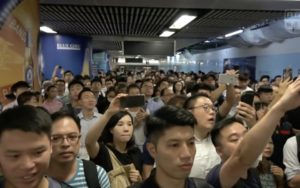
[189,104,217,113]
[51,134,81,145]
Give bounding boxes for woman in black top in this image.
[86,94,143,184]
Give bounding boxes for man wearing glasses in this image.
[183,93,221,179]
[47,111,110,188]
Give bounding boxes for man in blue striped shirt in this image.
[47,111,110,188]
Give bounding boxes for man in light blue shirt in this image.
[48,111,110,188]
[77,88,102,160]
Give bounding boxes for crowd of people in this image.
[1,67,300,188]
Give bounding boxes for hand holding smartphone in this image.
[240,91,255,106]
[218,74,238,85]
[120,95,145,108]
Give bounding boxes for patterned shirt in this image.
[66,159,110,188]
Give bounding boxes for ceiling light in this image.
[40,26,57,33]
[159,30,175,37]
[169,15,197,29]
[225,29,243,38]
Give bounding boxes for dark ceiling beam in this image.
[40,0,300,11]
[92,35,175,41]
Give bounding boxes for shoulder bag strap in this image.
[82,159,101,188]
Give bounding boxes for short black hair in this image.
[157,78,169,87]
[183,93,210,110]
[68,79,84,90]
[260,75,270,82]
[0,106,52,139]
[167,95,187,108]
[145,105,196,145]
[106,87,116,96]
[274,75,281,80]
[257,86,273,93]
[141,78,153,88]
[105,78,113,83]
[201,73,216,82]
[17,91,39,106]
[115,82,127,94]
[64,70,73,76]
[190,83,213,96]
[78,87,95,100]
[56,79,65,84]
[74,75,84,82]
[83,75,90,80]
[91,78,101,85]
[135,80,142,85]
[11,81,30,93]
[127,84,140,94]
[51,111,81,131]
[238,72,250,81]
[211,117,244,147]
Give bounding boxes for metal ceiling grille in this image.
[40,3,286,51]
[41,5,180,37]
[175,9,285,39]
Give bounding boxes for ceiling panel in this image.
[40,2,286,51]
[41,5,181,37]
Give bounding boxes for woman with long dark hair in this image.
[86,94,142,187]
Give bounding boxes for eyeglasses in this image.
[51,134,81,145]
[189,104,217,113]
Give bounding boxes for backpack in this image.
[296,135,300,162]
[82,159,101,188]
[106,147,140,188]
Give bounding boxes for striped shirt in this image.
[66,159,110,188]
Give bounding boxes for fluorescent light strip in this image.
[40,26,57,33]
[225,29,243,38]
[169,15,197,29]
[159,30,175,37]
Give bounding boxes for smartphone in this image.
[218,74,238,85]
[120,95,145,108]
[241,91,255,106]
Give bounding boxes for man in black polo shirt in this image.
[132,105,212,188]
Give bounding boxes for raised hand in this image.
[274,76,300,112]
[236,101,256,128]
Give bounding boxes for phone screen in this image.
[241,91,255,106]
[120,95,145,108]
[218,74,237,85]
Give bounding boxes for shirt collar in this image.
[78,111,98,120]
[142,169,192,188]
